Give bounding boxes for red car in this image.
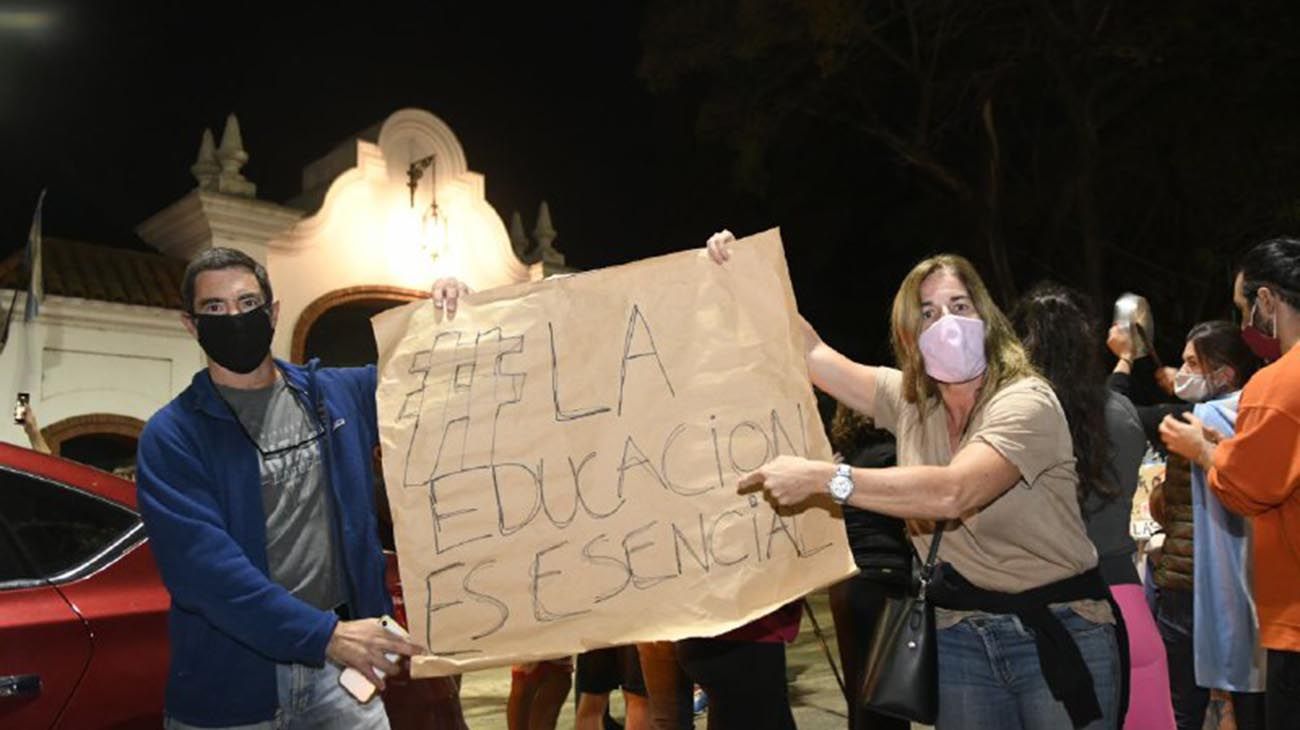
[0,444,459,729]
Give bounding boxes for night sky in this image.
[1,2,759,268]
[10,2,1278,364]
[2,3,903,361]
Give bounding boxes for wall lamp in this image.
[406,154,436,209]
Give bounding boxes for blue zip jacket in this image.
[136,359,392,727]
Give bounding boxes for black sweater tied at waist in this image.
[927,565,1129,729]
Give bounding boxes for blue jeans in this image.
[164,662,390,730]
[936,607,1120,730]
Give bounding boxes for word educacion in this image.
[394,303,831,655]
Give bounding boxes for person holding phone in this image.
[136,247,468,730]
[14,394,51,454]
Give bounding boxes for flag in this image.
[24,189,45,322]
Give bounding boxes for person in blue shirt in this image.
[137,247,466,729]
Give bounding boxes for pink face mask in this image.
[918,314,988,384]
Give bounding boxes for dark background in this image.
[5,0,1300,363]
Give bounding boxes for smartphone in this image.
[338,664,381,704]
[339,615,409,703]
[13,393,29,425]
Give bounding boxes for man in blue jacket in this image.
[137,248,467,729]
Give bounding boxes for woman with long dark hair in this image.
[1112,317,1264,730]
[1010,283,1174,730]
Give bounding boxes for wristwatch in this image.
[827,463,854,505]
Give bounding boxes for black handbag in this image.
[859,522,945,724]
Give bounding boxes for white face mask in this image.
[1173,366,1227,403]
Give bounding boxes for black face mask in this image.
[193,306,274,374]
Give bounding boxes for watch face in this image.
[830,475,854,501]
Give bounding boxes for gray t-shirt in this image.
[1081,391,1145,584]
[217,379,346,611]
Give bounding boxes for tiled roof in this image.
[0,238,188,310]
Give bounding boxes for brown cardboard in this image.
[372,228,856,676]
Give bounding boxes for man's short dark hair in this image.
[180,248,274,314]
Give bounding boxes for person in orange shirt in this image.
[1161,237,1300,730]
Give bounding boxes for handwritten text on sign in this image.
[373,229,855,677]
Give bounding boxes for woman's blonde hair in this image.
[889,254,1037,407]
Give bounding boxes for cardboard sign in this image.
[1132,458,1165,541]
[372,229,855,676]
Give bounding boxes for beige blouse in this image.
[872,367,1111,624]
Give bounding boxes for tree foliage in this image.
[641,0,1300,354]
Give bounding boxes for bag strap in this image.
[917,520,946,601]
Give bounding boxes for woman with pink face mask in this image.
[1108,321,1264,730]
[706,232,1123,730]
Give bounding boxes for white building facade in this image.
[0,108,566,468]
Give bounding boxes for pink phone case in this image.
[338,616,410,703]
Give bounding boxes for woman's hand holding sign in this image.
[706,229,736,264]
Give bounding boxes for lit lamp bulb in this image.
[420,204,446,259]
